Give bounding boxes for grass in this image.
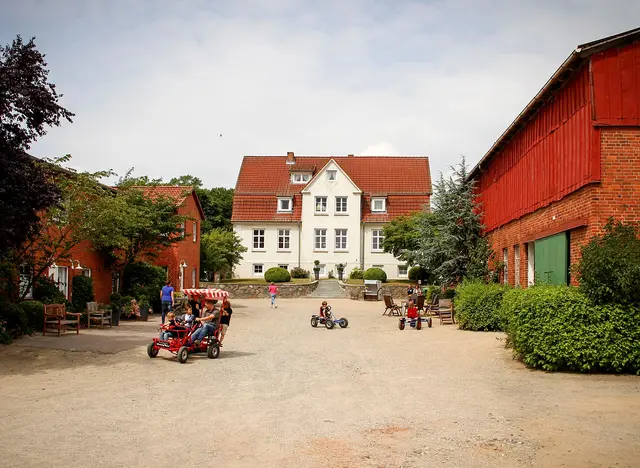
[218,278,312,284]
[344,279,415,286]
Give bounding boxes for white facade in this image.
[234,160,409,279]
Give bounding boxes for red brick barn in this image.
[470,27,640,287]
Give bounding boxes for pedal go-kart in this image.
[398,314,433,330]
[147,288,228,363]
[310,306,348,329]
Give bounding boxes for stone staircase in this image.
[309,280,343,298]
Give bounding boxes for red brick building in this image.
[471,28,640,287]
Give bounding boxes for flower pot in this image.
[313,268,320,280]
[112,307,121,326]
[140,306,149,322]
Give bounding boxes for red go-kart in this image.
[147,322,221,363]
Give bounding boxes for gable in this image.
[301,159,362,194]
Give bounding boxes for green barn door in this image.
[534,232,569,285]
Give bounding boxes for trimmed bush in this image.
[349,267,364,280]
[290,267,310,279]
[33,276,66,304]
[18,300,45,332]
[0,302,28,337]
[264,267,291,283]
[408,266,428,282]
[455,282,509,331]
[363,267,387,282]
[501,286,640,374]
[71,275,94,313]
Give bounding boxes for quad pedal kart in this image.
[310,306,348,329]
[147,323,221,363]
[398,315,433,330]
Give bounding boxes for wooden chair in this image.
[43,303,81,337]
[416,295,425,314]
[423,294,439,316]
[383,295,402,316]
[438,299,455,325]
[87,301,112,329]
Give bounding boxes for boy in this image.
[219,299,233,346]
[406,300,419,320]
[177,308,195,328]
[319,301,331,318]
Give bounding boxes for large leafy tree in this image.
[382,213,426,262]
[0,35,74,259]
[200,228,247,281]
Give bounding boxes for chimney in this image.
[347,154,354,158]
[286,151,295,164]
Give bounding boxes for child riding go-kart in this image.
[311,303,348,329]
[398,300,432,330]
[147,288,228,363]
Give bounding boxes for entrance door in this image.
[534,232,569,285]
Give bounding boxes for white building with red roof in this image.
[231,152,431,279]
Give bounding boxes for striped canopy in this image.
[182,288,229,300]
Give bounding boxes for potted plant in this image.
[313,260,321,281]
[336,263,345,281]
[109,292,122,326]
[138,294,150,322]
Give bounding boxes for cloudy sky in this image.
[2,0,638,188]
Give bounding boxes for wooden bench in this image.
[86,301,112,329]
[43,304,81,337]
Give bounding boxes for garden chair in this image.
[383,295,402,316]
[438,299,455,325]
[416,295,425,314]
[87,301,112,329]
[43,303,81,337]
[422,294,439,317]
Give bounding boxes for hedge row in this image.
[455,281,509,331]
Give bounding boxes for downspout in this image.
[360,222,365,270]
[298,221,302,268]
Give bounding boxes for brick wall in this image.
[61,240,113,304]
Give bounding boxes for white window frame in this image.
[81,268,92,278]
[112,271,121,293]
[180,222,186,238]
[335,229,348,251]
[372,198,386,212]
[398,265,408,278]
[503,248,509,285]
[315,196,327,214]
[372,229,385,251]
[318,264,327,276]
[50,266,69,298]
[19,264,33,299]
[277,197,293,213]
[327,170,337,181]
[527,243,535,286]
[291,173,311,184]
[278,264,289,270]
[278,229,291,251]
[314,228,327,251]
[192,221,197,242]
[253,229,265,250]
[335,196,348,214]
[514,245,521,287]
[253,264,264,276]
[192,267,197,287]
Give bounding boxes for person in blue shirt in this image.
[160,280,175,324]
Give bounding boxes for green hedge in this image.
[290,267,309,279]
[349,267,364,280]
[123,263,166,313]
[363,267,387,282]
[33,277,66,304]
[71,275,94,313]
[501,286,640,374]
[18,300,45,332]
[0,302,28,339]
[455,281,509,331]
[264,267,291,283]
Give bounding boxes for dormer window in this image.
[371,197,386,212]
[278,197,293,212]
[327,170,337,181]
[291,173,311,184]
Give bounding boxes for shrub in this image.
[18,300,45,332]
[455,282,509,331]
[328,270,335,279]
[290,267,310,279]
[442,288,455,299]
[349,267,364,280]
[501,286,640,374]
[264,267,291,283]
[123,262,166,314]
[33,276,66,304]
[408,266,428,282]
[364,267,387,282]
[0,302,28,337]
[576,219,640,305]
[71,275,94,313]
[426,285,440,301]
[109,292,122,308]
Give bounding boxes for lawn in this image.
[218,278,312,284]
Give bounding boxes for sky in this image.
[2,0,639,188]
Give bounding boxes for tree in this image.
[0,35,74,260]
[382,213,426,262]
[200,228,247,281]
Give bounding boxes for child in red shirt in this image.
[406,300,419,319]
[319,301,331,318]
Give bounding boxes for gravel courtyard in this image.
[1,298,639,468]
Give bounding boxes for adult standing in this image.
[160,280,174,324]
[268,282,279,309]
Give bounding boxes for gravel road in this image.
[1,298,638,468]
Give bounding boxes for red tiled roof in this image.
[232,155,431,222]
[361,194,430,223]
[134,186,206,220]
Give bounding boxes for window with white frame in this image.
[335,196,348,213]
[253,264,264,276]
[50,266,69,297]
[514,245,521,287]
[278,229,290,250]
[327,170,337,181]
[180,222,186,238]
[192,268,197,287]
[19,264,32,298]
[335,229,348,250]
[318,264,327,276]
[112,271,121,293]
[253,229,265,249]
[81,268,91,277]
[372,264,384,269]
[371,198,386,212]
[503,248,509,285]
[192,222,197,242]
[315,197,327,213]
[277,198,292,212]
[398,265,408,277]
[314,228,327,250]
[278,264,289,270]
[372,229,384,251]
[291,173,311,184]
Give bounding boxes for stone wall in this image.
[338,282,411,301]
[201,281,318,299]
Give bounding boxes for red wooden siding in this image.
[477,65,600,232]
[592,40,640,126]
